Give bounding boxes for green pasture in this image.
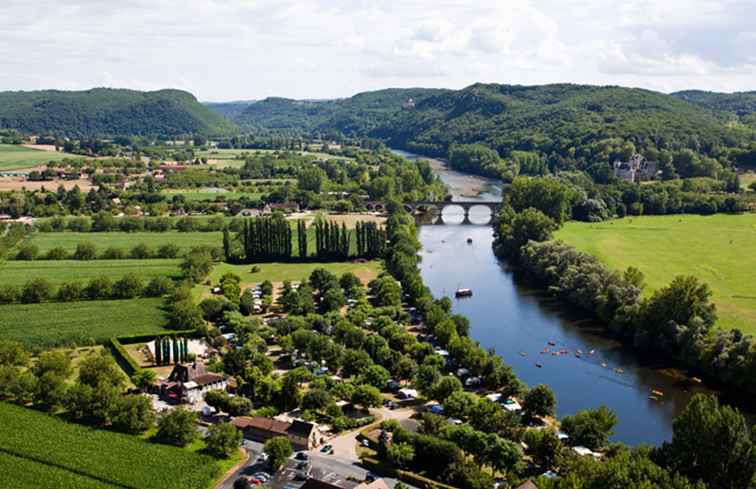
[23,231,222,254]
[555,213,756,333]
[0,144,80,171]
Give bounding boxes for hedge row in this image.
[359,457,458,489]
[107,338,142,376]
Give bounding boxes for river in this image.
[393,149,713,446]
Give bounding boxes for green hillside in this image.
[0,88,237,137]
[234,83,748,159]
[673,89,756,127]
[234,88,447,133]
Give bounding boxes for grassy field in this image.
[194,260,382,299]
[0,298,168,347]
[162,189,264,201]
[0,259,182,287]
[23,231,222,254]
[555,213,756,333]
[198,148,354,168]
[0,402,220,489]
[741,172,756,191]
[0,144,79,171]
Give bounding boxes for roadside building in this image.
[231,416,324,450]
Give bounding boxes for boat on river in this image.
[455,288,473,298]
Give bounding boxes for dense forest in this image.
[220,83,756,171]
[0,88,237,137]
[229,88,446,133]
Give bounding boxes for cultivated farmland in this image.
[555,213,756,333]
[0,259,182,287]
[0,144,80,171]
[0,402,219,489]
[23,231,223,254]
[0,298,169,347]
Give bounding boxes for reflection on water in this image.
[418,219,712,445]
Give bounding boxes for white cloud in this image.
[0,0,753,99]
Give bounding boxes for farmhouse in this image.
[231,416,324,450]
[157,361,228,404]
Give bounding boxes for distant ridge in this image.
[0,87,237,137]
[227,83,753,157]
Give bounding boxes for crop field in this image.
[23,231,222,254]
[555,213,756,333]
[0,402,219,489]
[0,144,79,171]
[0,259,182,287]
[0,298,169,347]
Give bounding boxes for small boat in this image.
[547,341,556,346]
[535,363,543,368]
[649,395,660,401]
[455,288,473,298]
[575,352,581,358]
[588,350,595,356]
[519,352,527,357]
[690,377,703,384]
[614,368,624,374]
[651,390,664,397]
[601,362,608,368]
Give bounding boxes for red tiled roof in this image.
[231,416,291,434]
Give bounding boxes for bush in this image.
[145,277,175,297]
[130,243,154,259]
[205,422,242,458]
[15,244,38,260]
[45,247,68,260]
[21,278,53,303]
[157,243,181,258]
[102,247,126,259]
[57,282,84,302]
[73,242,98,260]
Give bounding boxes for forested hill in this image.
[230,83,750,158]
[0,88,237,137]
[231,88,447,133]
[673,89,756,124]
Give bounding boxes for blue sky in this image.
[1,0,754,100]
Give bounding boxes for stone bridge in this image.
[409,201,502,224]
[364,200,502,224]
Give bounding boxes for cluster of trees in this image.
[355,221,387,258]
[239,214,293,261]
[0,274,175,305]
[314,218,351,260]
[153,337,189,366]
[32,211,229,233]
[14,241,183,261]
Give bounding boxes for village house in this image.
[231,416,324,450]
[157,361,228,404]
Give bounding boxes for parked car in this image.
[321,444,333,454]
[294,451,309,461]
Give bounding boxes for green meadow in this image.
[0,298,168,347]
[0,259,182,287]
[0,144,80,171]
[555,213,756,333]
[24,231,222,254]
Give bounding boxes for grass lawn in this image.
[0,402,222,489]
[23,231,222,254]
[0,144,80,171]
[555,213,756,333]
[0,259,182,286]
[0,298,169,347]
[194,260,383,298]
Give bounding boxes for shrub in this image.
[21,278,53,303]
[73,242,97,260]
